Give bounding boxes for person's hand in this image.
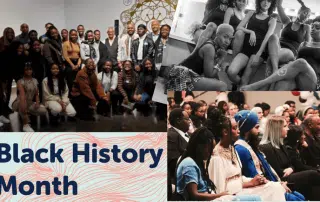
[219,191,230,196]
[34,102,40,109]
[135,65,141,72]
[123,98,129,105]
[103,96,110,103]
[251,175,266,186]
[109,88,114,92]
[249,31,256,46]
[281,181,292,193]
[302,141,308,148]
[277,0,283,7]
[251,54,261,67]
[283,168,294,177]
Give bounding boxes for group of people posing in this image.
[0,20,171,132]
[166,0,320,91]
[168,92,320,201]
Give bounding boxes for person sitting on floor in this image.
[70,58,110,120]
[42,64,76,121]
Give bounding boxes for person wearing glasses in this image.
[234,110,306,201]
[168,109,191,193]
[259,116,320,200]
[207,108,280,201]
[191,103,207,129]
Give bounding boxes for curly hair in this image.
[255,0,277,15]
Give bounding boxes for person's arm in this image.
[235,145,259,178]
[256,18,277,57]
[62,42,74,68]
[110,72,118,91]
[259,144,284,178]
[62,82,70,105]
[237,11,255,33]
[117,72,128,100]
[42,44,54,66]
[42,79,61,102]
[276,0,291,27]
[223,8,234,24]
[304,24,311,42]
[146,39,155,59]
[17,81,27,111]
[201,44,218,78]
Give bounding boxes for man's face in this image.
[178,111,191,133]
[46,24,52,31]
[77,26,85,36]
[310,116,320,134]
[6,29,14,41]
[151,20,160,34]
[86,59,96,75]
[289,104,296,117]
[311,21,320,42]
[94,31,101,42]
[21,24,29,34]
[138,27,146,37]
[246,124,260,146]
[127,24,135,36]
[215,31,233,50]
[87,32,94,42]
[107,29,115,39]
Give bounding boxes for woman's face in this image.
[61,30,68,39]
[305,108,315,119]
[234,105,239,113]
[6,29,14,41]
[24,67,33,77]
[87,32,94,42]
[298,8,311,23]
[32,41,41,52]
[311,21,320,42]
[229,105,235,117]
[256,110,263,120]
[260,0,272,12]
[283,112,290,124]
[29,32,38,42]
[50,29,59,40]
[236,0,247,10]
[70,31,78,42]
[17,45,24,55]
[231,119,240,141]
[281,120,289,139]
[183,104,192,116]
[103,61,112,73]
[51,64,60,77]
[223,103,229,112]
[124,61,132,71]
[314,110,320,117]
[161,26,170,38]
[195,106,206,118]
[144,60,153,71]
[198,143,211,160]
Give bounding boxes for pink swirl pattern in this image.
[0,133,167,201]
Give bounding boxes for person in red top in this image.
[71,58,110,120]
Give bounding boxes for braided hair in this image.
[177,127,216,193]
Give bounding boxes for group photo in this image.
[162,0,320,91]
[168,91,320,201]
[0,0,174,132]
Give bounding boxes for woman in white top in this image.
[98,60,118,95]
[42,64,76,118]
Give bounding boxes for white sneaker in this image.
[0,116,10,124]
[0,122,3,128]
[23,124,34,132]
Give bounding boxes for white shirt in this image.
[97,71,118,92]
[107,37,115,46]
[78,36,85,44]
[172,126,189,143]
[151,33,160,42]
[137,34,147,60]
[117,33,139,62]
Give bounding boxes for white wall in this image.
[0,0,66,37]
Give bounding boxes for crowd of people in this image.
[168,91,320,201]
[0,20,170,132]
[164,0,320,91]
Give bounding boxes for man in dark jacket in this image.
[94,30,110,73]
[131,24,154,72]
[168,108,191,184]
[105,27,118,70]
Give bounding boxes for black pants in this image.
[285,170,320,200]
[65,59,80,93]
[71,93,110,119]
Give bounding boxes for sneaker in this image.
[0,115,10,124]
[23,124,34,132]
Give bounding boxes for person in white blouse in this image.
[98,60,118,95]
[117,22,139,69]
[42,64,76,118]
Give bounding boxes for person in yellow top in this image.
[62,29,82,92]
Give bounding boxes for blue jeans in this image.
[232,195,262,201]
